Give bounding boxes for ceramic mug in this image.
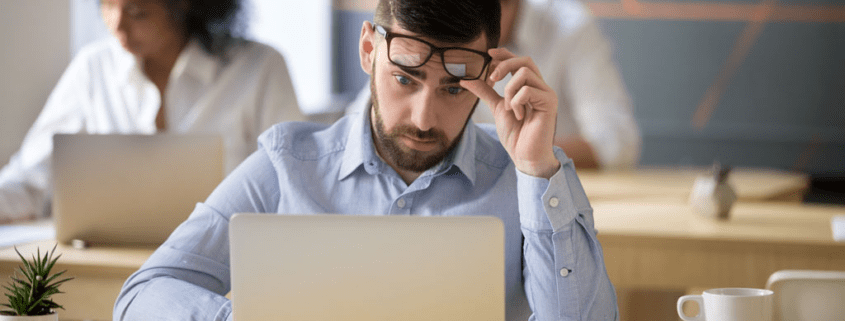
[677,288,773,321]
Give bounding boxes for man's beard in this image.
[369,74,474,173]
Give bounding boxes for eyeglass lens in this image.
[388,37,488,80]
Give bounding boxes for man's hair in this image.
[164,0,247,59]
[374,0,501,49]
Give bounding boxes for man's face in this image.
[367,22,488,172]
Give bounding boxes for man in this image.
[114,0,618,320]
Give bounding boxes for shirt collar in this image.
[338,100,378,181]
[170,40,219,85]
[337,90,478,186]
[449,119,478,185]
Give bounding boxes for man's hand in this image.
[461,48,560,179]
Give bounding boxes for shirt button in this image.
[560,268,570,277]
[549,197,560,208]
[397,198,406,208]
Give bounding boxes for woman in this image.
[0,0,305,222]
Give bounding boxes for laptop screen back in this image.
[52,134,223,246]
[229,213,505,321]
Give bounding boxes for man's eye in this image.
[446,86,465,95]
[395,75,412,85]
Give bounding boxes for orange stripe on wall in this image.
[692,21,767,130]
[587,2,845,22]
[333,0,845,22]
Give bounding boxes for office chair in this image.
[766,270,845,321]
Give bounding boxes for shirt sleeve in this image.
[0,50,89,222]
[113,148,280,321]
[517,147,619,320]
[561,13,642,170]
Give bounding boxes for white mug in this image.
[677,288,773,321]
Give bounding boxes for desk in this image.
[594,200,845,319]
[596,201,845,288]
[579,167,810,202]
[0,240,153,321]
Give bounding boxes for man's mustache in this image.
[393,126,444,141]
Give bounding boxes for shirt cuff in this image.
[516,149,579,232]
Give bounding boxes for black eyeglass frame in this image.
[373,23,493,81]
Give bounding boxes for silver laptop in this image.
[229,213,505,321]
[52,134,223,247]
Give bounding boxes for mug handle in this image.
[677,295,705,321]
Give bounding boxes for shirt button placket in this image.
[560,268,570,277]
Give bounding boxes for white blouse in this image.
[0,38,304,221]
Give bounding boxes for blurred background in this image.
[1,0,843,180]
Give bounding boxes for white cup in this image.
[677,288,773,321]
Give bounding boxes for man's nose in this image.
[409,89,438,132]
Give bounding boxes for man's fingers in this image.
[511,87,551,113]
[503,67,553,103]
[488,48,542,83]
[488,47,517,60]
[460,79,501,107]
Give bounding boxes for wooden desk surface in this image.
[0,240,153,272]
[0,240,154,321]
[594,200,845,290]
[579,167,810,202]
[594,201,843,245]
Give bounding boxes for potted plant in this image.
[1,244,72,321]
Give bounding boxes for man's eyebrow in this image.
[398,66,426,80]
[440,76,461,85]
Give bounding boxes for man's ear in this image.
[359,21,376,76]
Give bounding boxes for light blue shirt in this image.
[114,103,618,320]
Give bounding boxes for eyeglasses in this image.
[373,24,492,81]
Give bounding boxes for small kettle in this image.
[689,163,737,220]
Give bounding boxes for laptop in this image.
[229,213,505,321]
[52,134,223,247]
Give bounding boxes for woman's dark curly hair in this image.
[165,0,247,58]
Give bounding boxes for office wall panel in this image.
[0,1,70,164]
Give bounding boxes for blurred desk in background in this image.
[579,167,810,202]
[595,201,845,289]
[594,199,845,320]
[0,239,153,321]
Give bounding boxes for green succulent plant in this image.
[1,244,73,316]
